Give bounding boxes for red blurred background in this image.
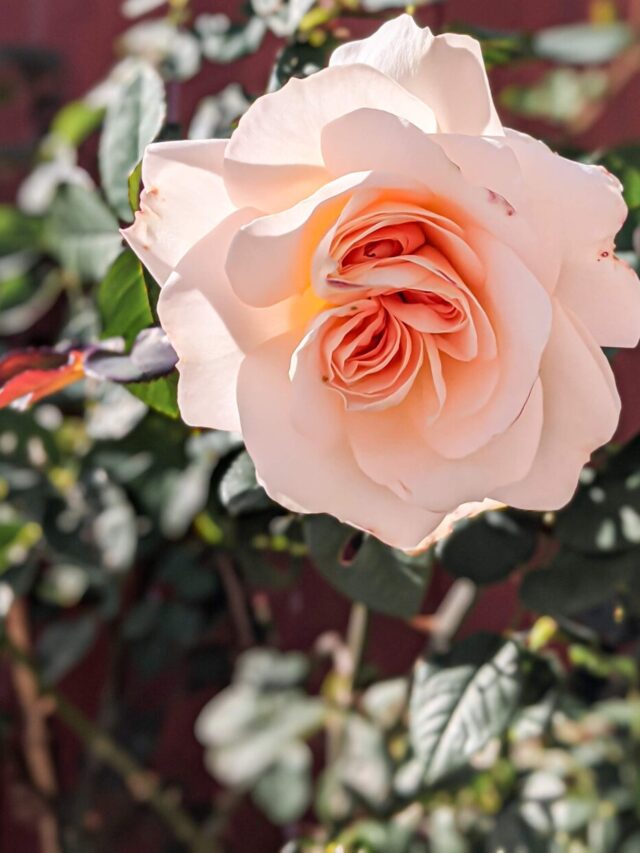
[3,1,640,851]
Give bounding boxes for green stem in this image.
[1,635,219,853]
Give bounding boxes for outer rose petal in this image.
[329,14,503,136]
[223,64,437,212]
[556,254,640,348]
[346,379,543,512]
[237,333,445,549]
[493,304,621,510]
[122,139,231,286]
[158,210,302,431]
[505,129,627,247]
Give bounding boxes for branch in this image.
[5,599,61,853]
[1,621,220,853]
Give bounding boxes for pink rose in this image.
[123,15,640,549]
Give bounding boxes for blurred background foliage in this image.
[3,1,640,851]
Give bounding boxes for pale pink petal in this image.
[414,500,506,553]
[223,65,437,212]
[158,210,302,431]
[330,14,503,135]
[320,109,550,290]
[237,333,445,549]
[347,379,543,512]
[493,304,621,510]
[506,129,627,247]
[122,139,232,286]
[425,227,551,458]
[226,171,369,307]
[556,253,640,348]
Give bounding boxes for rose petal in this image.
[158,210,305,431]
[557,252,640,348]
[493,304,621,510]
[122,139,231,286]
[224,64,437,212]
[330,14,503,136]
[320,108,548,290]
[237,332,445,549]
[347,378,543,512]
[424,227,551,458]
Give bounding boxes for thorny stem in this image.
[1,619,220,853]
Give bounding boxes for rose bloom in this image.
[123,15,640,550]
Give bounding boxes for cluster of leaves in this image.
[3,2,640,852]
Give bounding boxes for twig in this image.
[1,628,220,853]
[410,579,477,655]
[5,599,61,853]
[216,553,255,649]
[326,601,369,764]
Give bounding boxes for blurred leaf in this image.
[198,689,325,786]
[219,450,271,516]
[37,615,98,685]
[533,22,632,65]
[86,383,148,441]
[519,549,640,617]
[160,459,213,538]
[87,328,177,383]
[252,741,312,825]
[235,648,309,690]
[0,349,86,410]
[197,15,267,64]
[51,100,104,146]
[47,184,122,280]
[98,251,154,346]
[361,678,408,730]
[451,25,532,69]
[437,511,536,584]
[501,68,608,124]
[99,63,166,221]
[304,515,431,617]
[0,206,43,256]
[338,715,392,808]
[410,636,524,785]
[554,441,640,555]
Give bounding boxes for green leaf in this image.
[235,648,309,690]
[99,63,166,221]
[127,372,179,418]
[51,100,104,146]
[554,439,640,555]
[533,22,632,65]
[98,250,154,347]
[304,515,431,618]
[409,636,524,785]
[519,549,640,617]
[219,450,271,516]
[37,615,98,685]
[197,689,325,787]
[437,510,536,584]
[338,715,392,809]
[0,205,42,256]
[46,184,121,280]
[251,742,312,825]
[127,160,143,216]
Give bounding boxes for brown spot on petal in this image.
[487,188,515,216]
